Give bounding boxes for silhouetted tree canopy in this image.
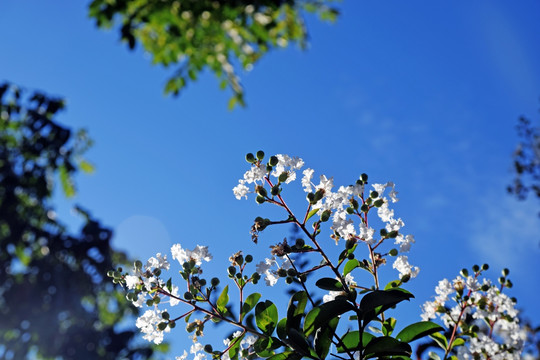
[508,114,540,204]
[0,83,158,359]
[88,0,339,108]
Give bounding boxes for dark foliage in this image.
[0,83,156,359]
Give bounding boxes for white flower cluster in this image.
[124,244,213,344]
[255,256,293,286]
[421,275,526,359]
[233,154,304,200]
[221,331,257,360]
[233,153,419,280]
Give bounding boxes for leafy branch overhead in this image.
[88,0,339,109]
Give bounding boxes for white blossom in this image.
[392,255,419,279]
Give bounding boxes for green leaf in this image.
[276,318,288,340]
[227,333,245,360]
[360,289,414,325]
[314,316,339,358]
[286,291,308,331]
[241,292,261,320]
[382,317,397,336]
[396,321,444,343]
[287,328,310,356]
[78,159,95,173]
[336,331,374,353]
[315,277,343,291]
[217,285,229,315]
[59,164,75,197]
[450,337,465,349]
[429,332,448,350]
[384,279,402,290]
[267,351,303,360]
[256,300,278,335]
[363,336,412,359]
[254,336,282,357]
[428,351,441,360]
[343,259,360,276]
[306,208,319,221]
[304,299,355,337]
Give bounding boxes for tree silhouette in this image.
[0,83,158,359]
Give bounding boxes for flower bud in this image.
[401,274,410,283]
[184,292,193,300]
[211,277,220,287]
[204,345,213,353]
[482,263,489,271]
[158,322,168,331]
[266,164,273,172]
[460,268,469,277]
[255,185,267,197]
[256,195,265,204]
[502,268,510,276]
[269,156,279,166]
[320,210,331,222]
[388,248,398,256]
[370,191,379,199]
[388,230,398,238]
[295,238,305,247]
[345,238,356,250]
[134,260,143,270]
[245,153,256,163]
[285,276,293,284]
[169,321,176,328]
[277,268,287,277]
[361,173,368,182]
[347,253,355,260]
[256,150,265,160]
[380,228,388,237]
[162,311,170,320]
[271,185,281,196]
[506,279,513,288]
[306,192,315,203]
[472,264,480,273]
[287,268,296,277]
[374,199,384,207]
[278,172,289,183]
[107,270,115,277]
[314,189,325,202]
[228,266,236,276]
[346,207,355,214]
[245,254,253,263]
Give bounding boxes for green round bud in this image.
[389,248,398,256]
[472,264,480,272]
[346,207,355,214]
[158,322,168,331]
[153,296,160,304]
[481,284,489,291]
[506,280,513,288]
[314,189,325,202]
[235,272,242,279]
[361,173,368,182]
[471,324,479,333]
[287,268,296,276]
[256,150,265,160]
[256,195,265,204]
[278,172,289,183]
[162,311,170,320]
[498,276,505,284]
[460,268,469,277]
[184,291,193,300]
[299,274,307,283]
[360,204,369,212]
[199,279,207,286]
[347,253,355,260]
[285,277,293,284]
[245,255,253,263]
[321,210,331,222]
[351,199,359,209]
[307,192,315,203]
[169,321,176,328]
[228,266,236,276]
[388,230,398,238]
[482,263,489,271]
[295,238,305,247]
[269,156,279,166]
[153,268,161,277]
[502,268,510,276]
[107,270,115,277]
[511,297,517,303]
[374,199,384,207]
[345,239,356,250]
[134,260,143,269]
[146,299,154,306]
[271,185,281,196]
[401,274,411,283]
[211,277,220,287]
[380,228,388,237]
[277,268,287,277]
[204,345,213,353]
[245,153,256,163]
[370,191,379,199]
[356,179,363,185]
[266,164,273,172]
[256,186,267,197]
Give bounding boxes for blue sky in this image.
[2,0,540,357]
